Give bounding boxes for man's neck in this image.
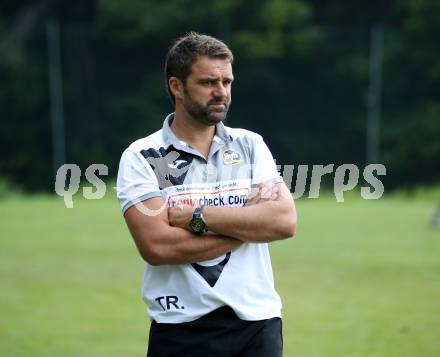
[170,108,216,158]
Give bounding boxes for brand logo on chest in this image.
[222,150,243,165]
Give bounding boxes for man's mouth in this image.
[208,103,227,111]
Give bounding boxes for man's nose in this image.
[212,82,227,98]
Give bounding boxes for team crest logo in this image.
[222,150,243,165]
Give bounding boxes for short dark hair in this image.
[165,32,234,104]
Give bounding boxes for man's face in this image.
[181,56,233,125]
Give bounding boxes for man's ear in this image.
[169,77,184,101]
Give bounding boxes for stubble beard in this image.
[183,88,230,126]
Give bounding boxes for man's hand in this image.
[245,183,279,206]
[169,183,280,231]
[168,205,194,231]
[169,183,279,230]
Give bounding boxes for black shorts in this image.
[146,306,282,357]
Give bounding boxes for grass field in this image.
[1,191,439,356]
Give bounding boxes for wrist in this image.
[190,205,207,233]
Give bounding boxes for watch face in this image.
[191,218,205,233]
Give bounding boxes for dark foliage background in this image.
[1,0,439,191]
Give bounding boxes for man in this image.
[117,32,297,357]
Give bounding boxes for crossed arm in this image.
[124,182,297,266]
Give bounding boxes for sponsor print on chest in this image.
[164,179,251,208]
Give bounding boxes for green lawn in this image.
[1,192,439,356]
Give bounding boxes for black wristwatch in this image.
[190,206,207,234]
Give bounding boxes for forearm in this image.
[135,226,241,266]
[167,183,297,243]
[203,200,296,242]
[124,198,242,266]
